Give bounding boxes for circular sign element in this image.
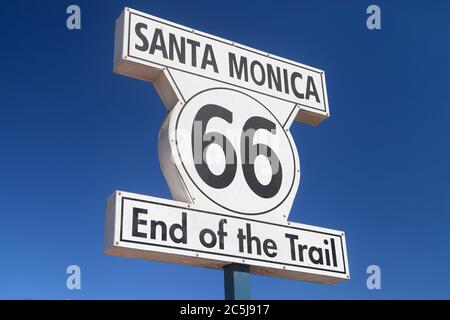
[174,88,298,215]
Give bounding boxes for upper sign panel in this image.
[114,7,330,125]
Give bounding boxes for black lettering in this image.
[186,39,200,67]
[149,28,167,59]
[150,220,167,241]
[199,228,217,248]
[285,233,298,260]
[246,223,261,255]
[237,228,246,253]
[309,246,324,265]
[283,69,290,94]
[218,219,227,250]
[331,238,338,267]
[250,60,266,86]
[168,33,185,64]
[324,239,330,266]
[298,244,307,262]
[134,23,149,52]
[291,72,304,99]
[263,239,277,258]
[132,207,147,238]
[201,44,218,73]
[267,64,282,91]
[169,212,187,244]
[229,53,248,81]
[306,75,320,103]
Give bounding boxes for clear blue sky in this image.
[1,0,449,299]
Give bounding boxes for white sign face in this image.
[106,7,349,284]
[162,87,298,222]
[126,12,327,113]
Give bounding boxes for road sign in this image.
[105,7,349,285]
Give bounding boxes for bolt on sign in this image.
[105,7,349,284]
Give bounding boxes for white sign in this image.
[106,7,349,284]
[105,191,349,283]
[114,8,329,126]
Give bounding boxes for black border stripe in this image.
[282,104,299,128]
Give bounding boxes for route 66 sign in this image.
[105,7,349,284]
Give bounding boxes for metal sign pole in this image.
[223,264,251,300]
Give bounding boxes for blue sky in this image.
[1,0,449,299]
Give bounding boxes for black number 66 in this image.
[192,104,282,199]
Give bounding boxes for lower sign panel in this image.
[104,191,349,284]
